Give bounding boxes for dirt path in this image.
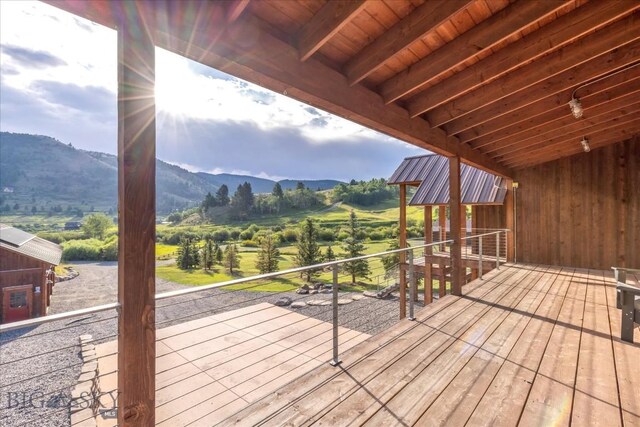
[49,261,185,314]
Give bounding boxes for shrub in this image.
[241,239,258,247]
[282,229,298,243]
[318,229,335,242]
[229,229,241,240]
[100,237,118,261]
[369,230,385,241]
[239,230,254,240]
[62,239,102,261]
[212,229,230,242]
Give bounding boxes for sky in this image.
[0,1,424,181]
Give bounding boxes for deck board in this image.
[218,264,640,427]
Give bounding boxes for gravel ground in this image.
[0,263,425,427]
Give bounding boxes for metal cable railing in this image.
[0,239,464,427]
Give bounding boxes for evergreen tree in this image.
[295,219,323,282]
[215,184,230,206]
[223,244,241,274]
[201,192,217,211]
[231,182,254,218]
[341,210,370,283]
[325,245,336,262]
[296,181,305,190]
[255,233,280,274]
[201,238,215,270]
[214,243,222,264]
[381,240,401,275]
[272,182,284,199]
[177,238,200,270]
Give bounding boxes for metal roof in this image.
[0,224,63,265]
[388,155,507,206]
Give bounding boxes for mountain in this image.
[0,132,344,215]
[197,173,343,194]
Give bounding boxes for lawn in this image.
[155,240,402,292]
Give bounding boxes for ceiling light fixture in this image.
[568,97,583,119]
[568,62,640,120]
[580,137,590,153]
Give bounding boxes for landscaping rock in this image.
[337,299,352,305]
[363,291,379,298]
[309,289,318,295]
[351,294,364,301]
[307,299,331,306]
[296,287,309,294]
[291,301,307,308]
[274,296,292,307]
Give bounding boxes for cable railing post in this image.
[478,235,483,280]
[330,264,341,366]
[408,249,415,321]
[496,231,500,270]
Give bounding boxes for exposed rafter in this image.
[226,0,251,23]
[344,0,472,86]
[442,37,640,136]
[297,0,367,62]
[380,0,567,104]
[407,1,640,118]
[460,65,640,146]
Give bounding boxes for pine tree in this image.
[215,184,230,206]
[201,238,215,270]
[177,238,200,270]
[341,210,370,284]
[325,245,336,262]
[381,240,401,276]
[223,244,241,274]
[295,219,323,282]
[255,233,280,274]
[214,243,223,264]
[272,182,284,199]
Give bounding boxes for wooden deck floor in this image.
[92,303,370,426]
[220,264,640,427]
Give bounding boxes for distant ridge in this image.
[0,132,344,214]
[197,172,343,194]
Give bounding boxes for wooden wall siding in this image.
[0,247,50,320]
[475,139,639,269]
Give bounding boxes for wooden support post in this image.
[117,7,156,426]
[439,262,446,298]
[439,205,446,250]
[449,156,463,296]
[505,179,515,262]
[399,184,407,319]
[424,206,433,304]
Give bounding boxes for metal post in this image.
[408,249,415,321]
[478,236,483,280]
[496,231,500,270]
[330,265,341,366]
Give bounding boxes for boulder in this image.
[337,299,352,305]
[296,287,309,294]
[274,296,292,307]
[291,301,307,308]
[351,294,364,301]
[309,289,318,295]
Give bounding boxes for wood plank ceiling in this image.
[47,0,640,177]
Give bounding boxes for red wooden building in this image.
[0,224,62,323]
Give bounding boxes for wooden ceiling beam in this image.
[46,1,512,177]
[443,37,640,136]
[509,129,640,169]
[459,65,640,146]
[380,0,567,104]
[427,13,640,128]
[407,1,640,118]
[500,116,640,166]
[297,0,367,62]
[344,0,472,86]
[481,93,640,154]
[226,0,251,24]
[493,108,640,160]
